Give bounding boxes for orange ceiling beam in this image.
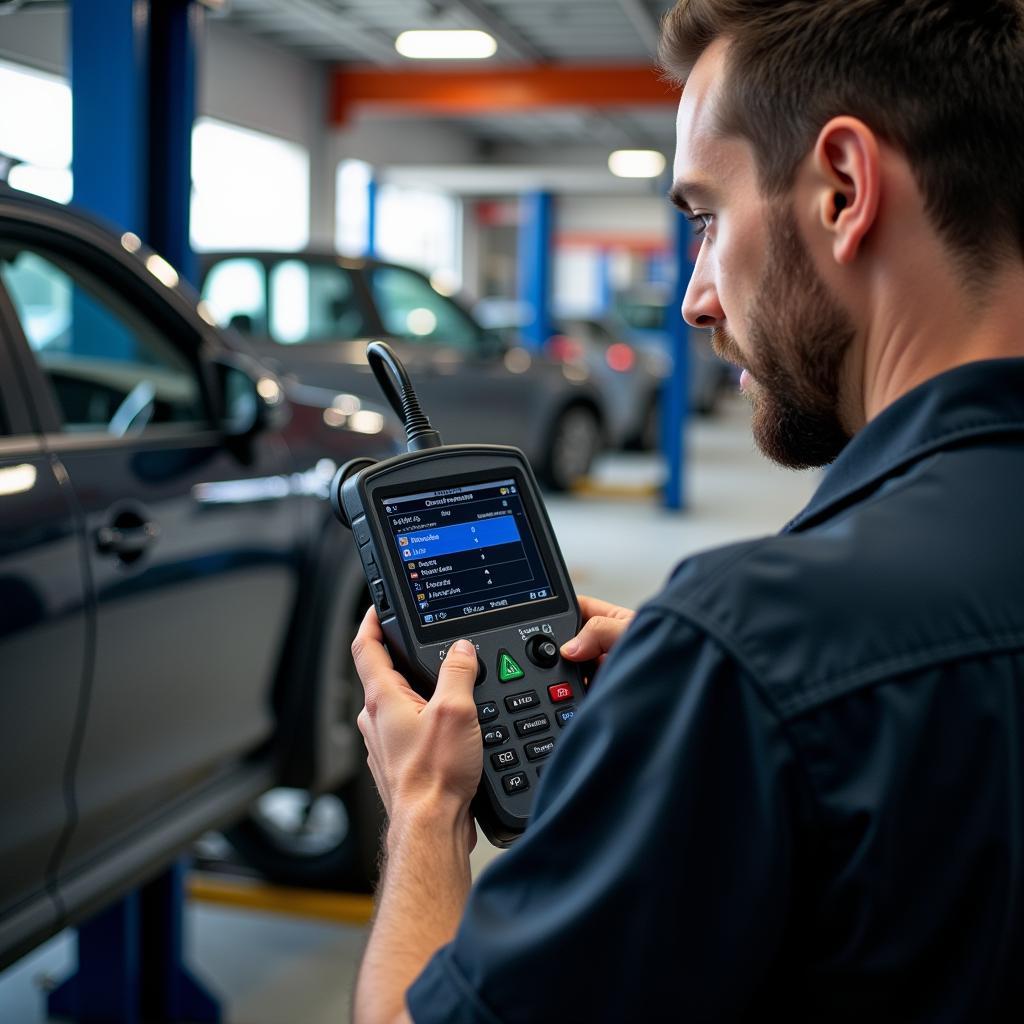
[329,65,677,124]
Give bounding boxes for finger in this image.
[351,605,415,708]
[561,615,627,661]
[432,638,480,704]
[578,594,633,622]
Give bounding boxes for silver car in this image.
[200,253,607,491]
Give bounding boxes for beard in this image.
[712,205,855,470]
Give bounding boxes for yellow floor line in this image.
[188,873,374,927]
[571,479,661,499]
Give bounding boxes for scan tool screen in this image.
[381,477,557,629]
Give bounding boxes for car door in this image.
[0,234,300,883]
[0,287,87,966]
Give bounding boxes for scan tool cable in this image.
[366,340,444,452]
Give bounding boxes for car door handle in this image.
[95,522,160,558]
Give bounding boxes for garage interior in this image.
[0,1,822,1021]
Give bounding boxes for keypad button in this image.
[502,771,530,795]
[491,748,520,770]
[514,713,550,737]
[525,737,556,761]
[555,705,576,728]
[504,690,540,713]
[497,649,525,683]
[477,701,499,723]
[547,682,574,703]
[482,724,510,748]
[353,517,372,546]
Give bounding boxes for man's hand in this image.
[560,594,635,667]
[351,606,482,827]
[351,607,482,1024]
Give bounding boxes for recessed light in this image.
[608,150,666,179]
[395,30,497,60]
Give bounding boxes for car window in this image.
[268,259,372,344]
[201,257,268,336]
[369,265,480,351]
[0,247,208,435]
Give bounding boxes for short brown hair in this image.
[660,0,1024,279]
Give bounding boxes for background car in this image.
[199,252,608,492]
[0,186,399,969]
[551,315,669,451]
[615,285,735,416]
[473,298,667,453]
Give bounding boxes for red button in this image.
[548,682,574,703]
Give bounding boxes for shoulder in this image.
[644,497,986,718]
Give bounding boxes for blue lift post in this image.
[662,214,698,510]
[517,191,555,350]
[51,2,220,1021]
[366,172,379,258]
[595,248,613,317]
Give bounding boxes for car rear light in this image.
[547,334,585,363]
[605,342,636,373]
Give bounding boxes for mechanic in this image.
[350,2,1024,1021]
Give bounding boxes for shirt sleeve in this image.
[407,606,808,1024]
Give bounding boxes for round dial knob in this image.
[525,634,560,669]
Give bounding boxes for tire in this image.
[224,769,382,892]
[541,404,602,492]
[225,547,384,892]
[625,394,660,452]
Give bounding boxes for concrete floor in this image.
[0,394,820,1024]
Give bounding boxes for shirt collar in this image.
[784,358,1024,533]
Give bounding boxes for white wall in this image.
[557,195,671,239]
[331,115,479,168]
[202,20,333,246]
[0,7,65,75]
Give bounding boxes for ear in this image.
[811,116,881,265]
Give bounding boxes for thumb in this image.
[434,638,480,700]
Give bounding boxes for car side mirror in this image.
[208,353,289,438]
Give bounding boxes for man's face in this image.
[672,41,854,469]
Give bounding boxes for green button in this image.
[498,650,525,682]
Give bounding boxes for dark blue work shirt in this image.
[408,359,1024,1023]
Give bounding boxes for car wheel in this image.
[542,404,602,491]
[224,770,381,892]
[225,567,383,892]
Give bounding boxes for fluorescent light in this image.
[395,30,497,60]
[608,149,666,179]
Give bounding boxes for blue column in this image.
[366,173,378,258]
[71,0,200,284]
[517,191,554,350]
[147,0,202,285]
[595,249,613,317]
[662,218,697,510]
[71,0,150,236]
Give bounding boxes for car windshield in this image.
[368,265,481,352]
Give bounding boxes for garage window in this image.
[0,247,208,435]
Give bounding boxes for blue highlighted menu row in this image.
[399,515,522,560]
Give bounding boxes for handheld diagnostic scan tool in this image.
[331,341,588,846]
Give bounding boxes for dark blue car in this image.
[0,185,397,969]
